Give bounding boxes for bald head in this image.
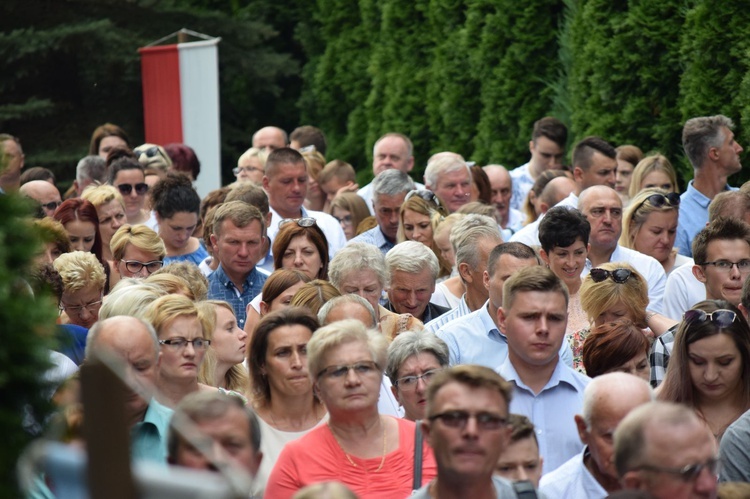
[539,176,577,213]
[20,179,61,217]
[252,126,287,151]
[318,294,377,328]
[578,185,621,211]
[581,372,653,427]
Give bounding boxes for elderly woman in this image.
[248,307,326,496]
[620,188,691,275]
[235,147,268,184]
[144,294,214,408]
[266,319,436,498]
[81,184,126,262]
[627,154,679,199]
[582,319,651,382]
[386,331,449,421]
[198,300,249,392]
[273,218,329,280]
[99,281,165,320]
[53,251,106,329]
[110,224,166,285]
[658,300,750,441]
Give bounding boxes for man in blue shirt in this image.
[208,201,268,329]
[676,115,742,257]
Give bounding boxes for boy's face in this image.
[494,436,543,488]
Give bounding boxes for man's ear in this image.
[210,233,218,251]
[573,166,584,183]
[621,470,644,491]
[497,307,508,333]
[458,262,473,284]
[574,414,589,445]
[262,176,270,191]
[529,140,535,155]
[692,264,707,284]
[483,270,491,291]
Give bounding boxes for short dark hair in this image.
[532,117,568,149]
[539,206,590,253]
[265,147,306,177]
[20,167,56,185]
[164,143,201,180]
[693,217,750,266]
[487,242,540,278]
[150,172,201,218]
[290,126,327,156]
[582,320,650,378]
[507,414,538,446]
[572,136,616,171]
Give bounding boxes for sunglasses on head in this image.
[636,192,680,211]
[134,146,167,160]
[590,267,635,284]
[683,309,737,329]
[117,183,149,195]
[279,217,316,228]
[405,189,443,209]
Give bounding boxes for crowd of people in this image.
[5,114,750,498]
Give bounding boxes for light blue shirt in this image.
[131,398,173,464]
[498,357,590,474]
[539,448,607,499]
[675,181,737,257]
[509,162,534,212]
[347,226,394,256]
[163,244,209,267]
[424,295,472,333]
[436,301,574,368]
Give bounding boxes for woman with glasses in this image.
[273,217,329,280]
[81,185,126,263]
[248,307,326,496]
[397,191,451,280]
[110,224,166,287]
[198,300,249,393]
[266,319,436,499]
[330,193,371,240]
[385,330,449,421]
[628,154,679,199]
[658,300,750,441]
[621,188,691,275]
[144,294,214,408]
[149,172,208,266]
[235,147,268,184]
[107,156,151,226]
[53,251,106,329]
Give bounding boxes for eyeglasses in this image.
[232,166,264,176]
[116,183,149,196]
[635,192,681,211]
[121,259,163,274]
[59,298,103,316]
[590,268,636,284]
[395,369,442,390]
[279,217,316,228]
[635,457,720,482]
[429,410,508,431]
[317,361,380,380]
[698,260,750,272]
[405,189,443,210]
[159,338,211,350]
[334,214,353,226]
[42,200,62,212]
[684,309,738,328]
[134,145,169,161]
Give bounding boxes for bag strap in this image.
[413,420,424,490]
[512,480,538,499]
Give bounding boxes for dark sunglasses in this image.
[279,217,316,228]
[683,309,737,329]
[636,192,680,211]
[117,183,149,196]
[134,145,168,160]
[590,268,635,284]
[405,189,443,209]
[42,200,62,211]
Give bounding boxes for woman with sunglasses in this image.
[266,319,436,499]
[108,156,151,226]
[621,188,691,275]
[397,191,451,279]
[149,172,208,267]
[273,217,329,280]
[658,300,750,441]
[248,307,327,496]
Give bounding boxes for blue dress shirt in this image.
[208,264,267,329]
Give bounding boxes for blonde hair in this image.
[620,188,678,250]
[99,281,165,320]
[110,224,166,261]
[628,154,678,199]
[81,184,125,210]
[53,251,106,293]
[580,262,648,326]
[143,294,210,338]
[197,300,250,392]
[144,273,195,300]
[151,262,208,301]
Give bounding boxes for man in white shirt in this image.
[424,153,473,213]
[484,164,526,233]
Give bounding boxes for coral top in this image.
[266,416,436,499]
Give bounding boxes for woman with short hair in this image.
[582,319,651,381]
[53,251,106,329]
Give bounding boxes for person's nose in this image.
[515,465,529,482]
[238,328,248,343]
[455,183,468,199]
[290,350,303,369]
[183,342,196,358]
[693,463,719,495]
[704,362,719,382]
[344,367,361,386]
[729,263,742,279]
[236,242,249,258]
[414,376,428,395]
[462,415,480,439]
[294,251,305,266]
[73,241,85,252]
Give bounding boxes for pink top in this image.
[266,416,437,499]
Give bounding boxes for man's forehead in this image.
[375,192,406,208]
[705,238,750,257]
[375,136,408,154]
[269,162,307,178]
[97,324,157,359]
[581,191,621,211]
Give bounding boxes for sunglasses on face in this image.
[590,268,635,284]
[683,309,738,329]
[636,192,681,211]
[117,183,149,196]
[134,145,168,160]
[42,200,62,211]
[635,457,720,482]
[279,217,316,228]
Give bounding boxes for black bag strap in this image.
[413,420,424,490]
[512,480,538,499]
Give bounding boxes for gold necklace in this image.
[328,417,388,472]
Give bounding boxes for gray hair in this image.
[682,114,734,169]
[307,319,388,382]
[372,169,414,201]
[424,155,471,189]
[451,214,503,269]
[99,281,165,320]
[318,294,377,327]
[85,315,159,360]
[386,241,439,281]
[76,155,107,184]
[385,330,450,386]
[329,243,389,289]
[580,372,654,429]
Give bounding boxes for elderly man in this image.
[167,391,263,479]
[539,373,654,498]
[414,364,538,498]
[424,154,472,213]
[208,201,268,329]
[251,126,287,151]
[614,401,718,499]
[318,293,377,327]
[74,155,107,197]
[20,179,62,217]
[484,164,525,232]
[384,240,450,324]
[85,316,173,463]
[0,133,25,192]
[357,133,424,213]
[348,169,414,255]
[676,115,742,257]
[578,185,666,314]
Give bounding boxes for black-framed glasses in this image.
[395,368,443,391]
[635,192,681,211]
[698,260,750,272]
[279,217,316,228]
[334,214,353,226]
[159,338,211,350]
[635,457,720,482]
[134,145,169,161]
[317,361,380,380]
[232,166,264,176]
[59,298,103,316]
[405,189,443,210]
[684,309,737,329]
[590,268,635,284]
[116,183,149,196]
[429,410,508,431]
[42,200,62,212]
[122,259,163,274]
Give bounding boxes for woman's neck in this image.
[127,209,148,225]
[156,375,200,408]
[661,250,677,275]
[165,237,196,257]
[327,407,381,438]
[262,390,323,431]
[565,277,581,296]
[696,391,748,437]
